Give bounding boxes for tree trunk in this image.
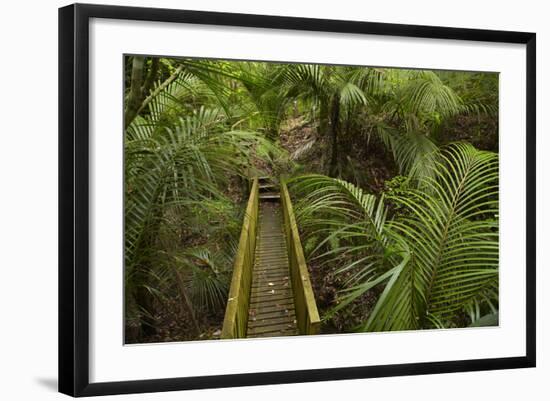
[329,95,340,177]
[124,56,146,129]
[318,100,329,136]
[141,58,160,98]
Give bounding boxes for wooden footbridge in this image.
[221,177,321,339]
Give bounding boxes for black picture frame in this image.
[59,3,536,397]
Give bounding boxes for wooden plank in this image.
[253,268,288,273]
[253,263,288,269]
[252,274,289,280]
[250,293,293,304]
[250,290,293,300]
[253,266,288,271]
[253,270,290,276]
[251,280,291,289]
[252,268,288,274]
[249,301,294,313]
[247,325,298,336]
[251,278,291,288]
[252,275,290,282]
[253,275,289,281]
[252,282,289,290]
[253,264,288,269]
[253,261,288,267]
[255,254,288,260]
[253,270,289,275]
[251,308,295,320]
[256,248,287,253]
[249,307,294,319]
[255,255,287,260]
[248,314,296,328]
[249,323,297,334]
[259,194,281,200]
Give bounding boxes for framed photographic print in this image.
[58,3,536,397]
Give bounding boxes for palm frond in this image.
[363,143,499,330]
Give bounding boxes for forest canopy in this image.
[124,55,499,343]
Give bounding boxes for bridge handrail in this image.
[221,178,259,339]
[280,180,321,335]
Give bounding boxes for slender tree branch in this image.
[134,64,185,121]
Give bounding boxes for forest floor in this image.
[138,298,225,343]
[279,117,397,193]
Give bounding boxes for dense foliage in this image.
[124,56,499,343]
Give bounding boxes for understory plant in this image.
[288,143,498,331]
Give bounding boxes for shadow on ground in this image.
[35,377,57,392]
